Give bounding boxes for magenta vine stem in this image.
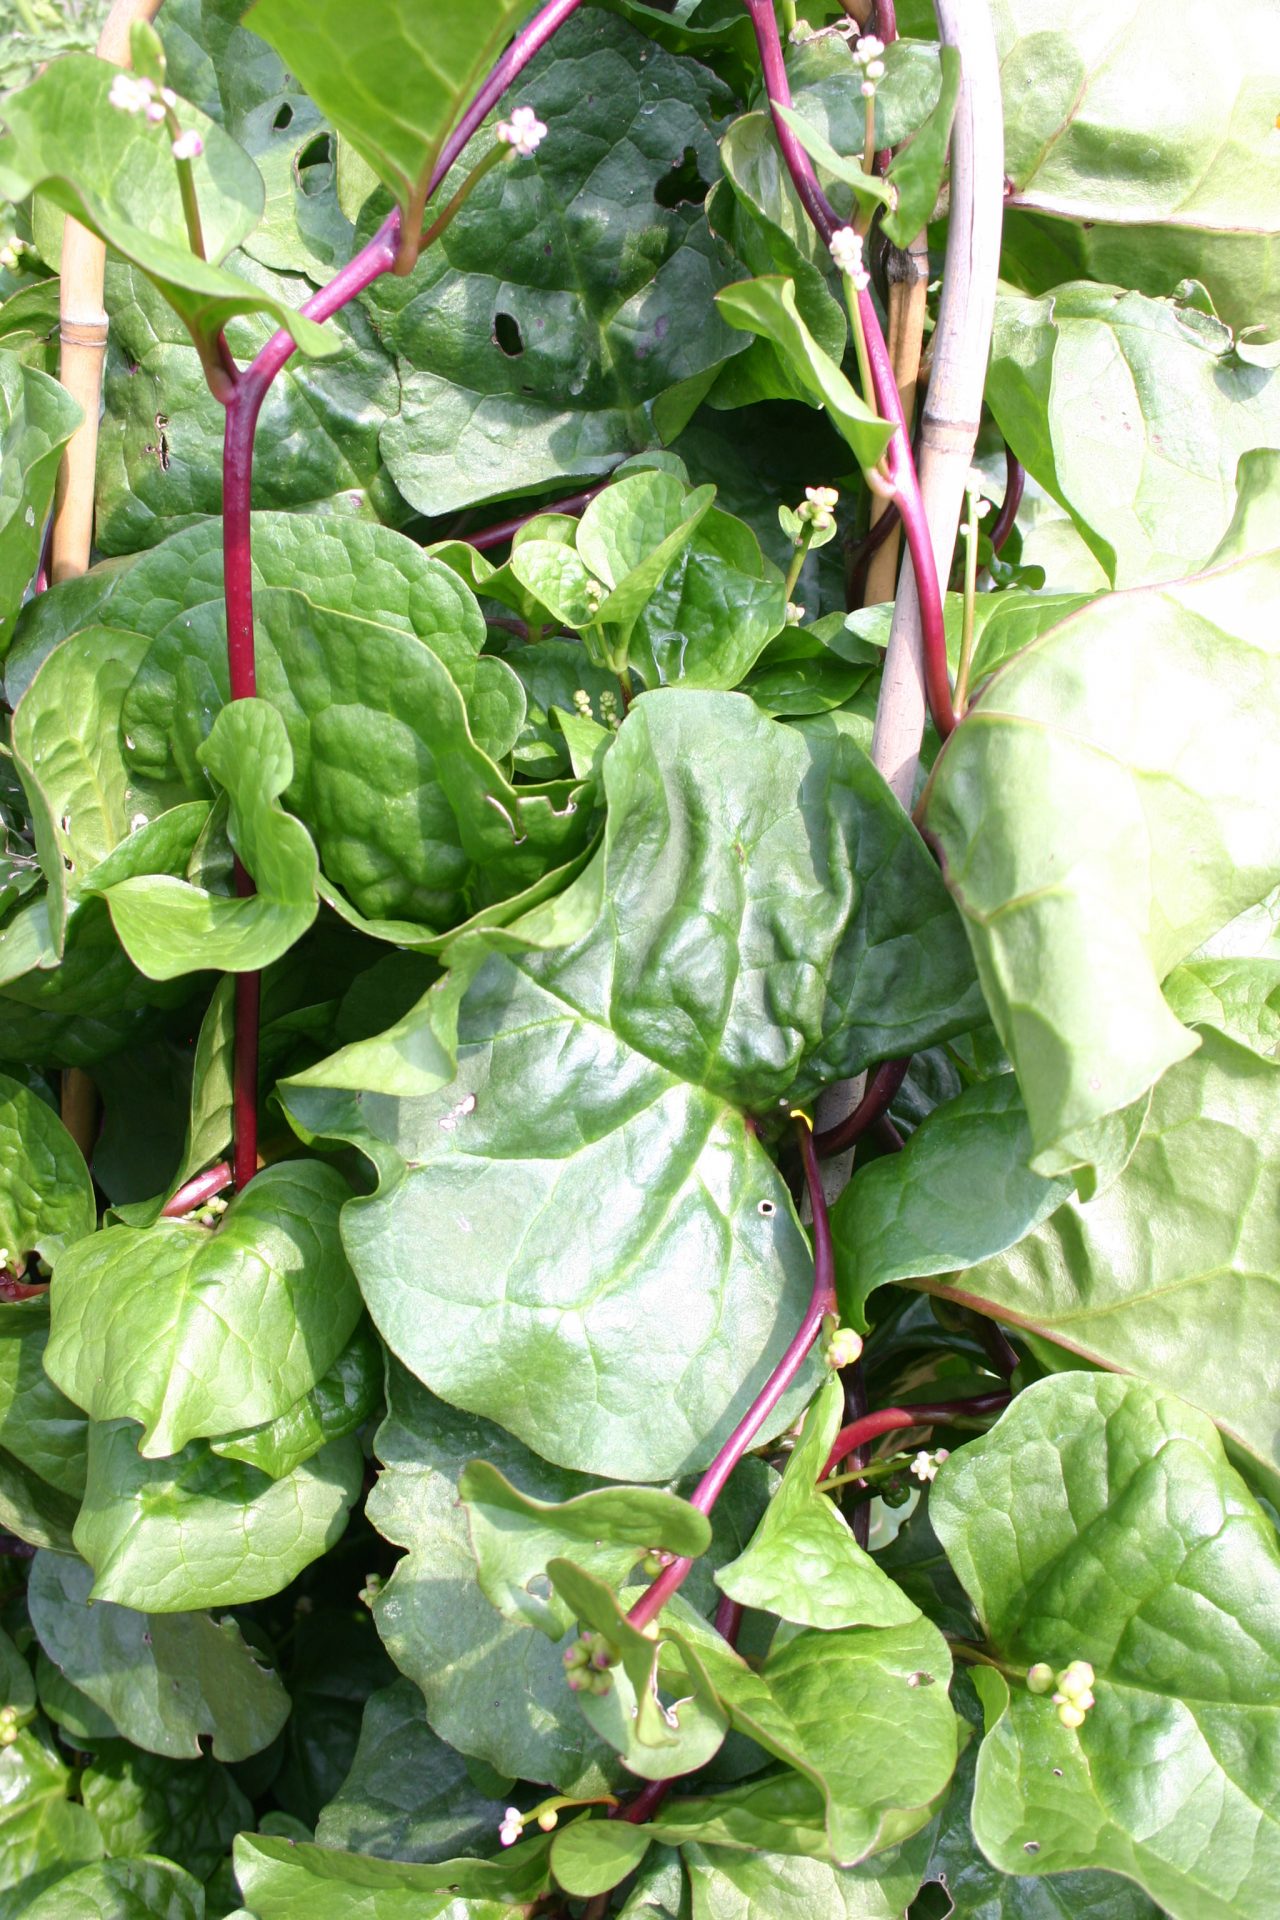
[813,1056,908,1158]
[823,1392,1011,1478]
[742,0,955,739]
[217,0,589,1189]
[465,481,604,552]
[987,445,1024,558]
[161,1160,234,1217]
[627,1115,836,1633]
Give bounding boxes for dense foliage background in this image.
[0,1,1277,1916]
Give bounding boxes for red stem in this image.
[161,1160,234,1217]
[742,0,955,738]
[813,1056,908,1158]
[627,1117,835,1632]
[987,445,1024,557]
[217,0,588,1190]
[465,482,604,553]
[823,1392,1010,1478]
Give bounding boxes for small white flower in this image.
[108,72,155,116]
[161,87,177,108]
[911,1448,949,1483]
[498,1807,524,1847]
[145,99,167,124]
[129,811,148,834]
[865,58,886,80]
[171,129,204,161]
[496,104,547,158]
[861,78,877,98]
[785,600,805,626]
[799,484,840,533]
[855,35,885,64]
[572,688,594,718]
[829,226,870,291]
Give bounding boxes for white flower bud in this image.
[496,104,547,158]
[109,72,156,116]
[171,130,204,161]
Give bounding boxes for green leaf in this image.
[459,1460,712,1638]
[314,1679,513,1865]
[1163,956,1280,1059]
[922,546,1280,1178]
[244,0,528,237]
[232,1829,552,1918]
[772,106,896,218]
[0,1625,36,1716]
[80,1741,251,1884]
[716,278,894,474]
[0,351,80,650]
[290,692,978,1480]
[0,1071,94,1266]
[271,1605,396,1828]
[627,504,789,692]
[715,1376,920,1629]
[209,1320,383,1479]
[930,1373,1280,1920]
[0,57,334,361]
[683,1834,936,1920]
[0,1303,87,1498]
[881,46,961,248]
[98,699,320,979]
[27,1549,290,1761]
[37,1649,119,1746]
[24,1856,204,1920]
[367,12,746,515]
[45,1159,362,1457]
[833,1077,1074,1331]
[550,1819,652,1898]
[0,1720,104,1918]
[987,285,1280,587]
[72,1419,363,1609]
[921,1029,1280,1504]
[995,0,1280,330]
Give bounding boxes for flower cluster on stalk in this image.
[109,70,204,159]
[855,33,886,97]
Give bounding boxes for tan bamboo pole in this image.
[861,228,929,606]
[52,0,164,1153]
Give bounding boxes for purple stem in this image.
[987,444,1024,557]
[742,0,955,738]
[465,482,604,553]
[813,1056,908,1158]
[161,1160,234,1218]
[824,1392,1011,1477]
[627,1117,836,1632]
[217,0,588,1190]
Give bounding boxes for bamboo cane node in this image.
[885,243,929,287]
[59,320,109,349]
[920,413,981,454]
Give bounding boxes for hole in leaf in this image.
[653,146,709,209]
[296,132,334,196]
[757,1199,776,1217]
[1023,1842,1040,1855]
[493,311,524,357]
[273,101,294,131]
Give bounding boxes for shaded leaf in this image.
[24,1856,204,1920]
[0,350,80,651]
[80,1741,252,1883]
[0,1302,87,1499]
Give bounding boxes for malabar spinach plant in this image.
[0,0,1278,1915]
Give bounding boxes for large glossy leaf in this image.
[714,1376,919,1630]
[0,57,333,359]
[98,699,320,978]
[290,691,978,1480]
[366,12,747,514]
[24,1856,204,1920]
[930,1374,1280,1920]
[314,1679,512,1865]
[232,1828,552,1918]
[922,546,1280,1178]
[210,1320,383,1478]
[920,1030,1280,1504]
[682,1835,934,1920]
[987,285,1280,587]
[244,0,528,237]
[0,1071,94,1266]
[994,0,1280,329]
[96,262,403,555]
[27,1549,290,1761]
[0,1720,104,1919]
[0,351,80,650]
[73,1418,363,1609]
[45,1159,362,1457]
[80,1741,251,1884]
[0,1303,87,1498]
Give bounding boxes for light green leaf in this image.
[80,1741,251,1884]
[244,0,528,237]
[550,1819,652,1898]
[715,1376,920,1630]
[772,105,896,217]
[291,692,978,1481]
[922,546,1280,1178]
[0,1071,94,1266]
[0,1303,86,1499]
[627,504,789,692]
[0,57,334,360]
[683,1834,936,1920]
[232,1829,552,1918]
[987,285,1280,587]
[1162,957,1280,1059]
[833,1077,1073,1330]
[931,1373,1280,1920]
[882,45,961,247]
[716,277,894,473]
[24,1855,204,1920]
[99,699,320,978]
[45,1159,362,1457]
[314,1679,513,1865]
[210,1320,383,1479]
[27,1549,290,1761]
[0,1720,104,1918]
[922,1030,1280,1505]
[0,350,80,651]
[995,0,1280,330]
[73,1418,363,1610]
[459,1460,712,1638]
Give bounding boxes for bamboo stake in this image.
[869,0,1004,809]
[51,0,164,1153]
[861,229,929,606]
